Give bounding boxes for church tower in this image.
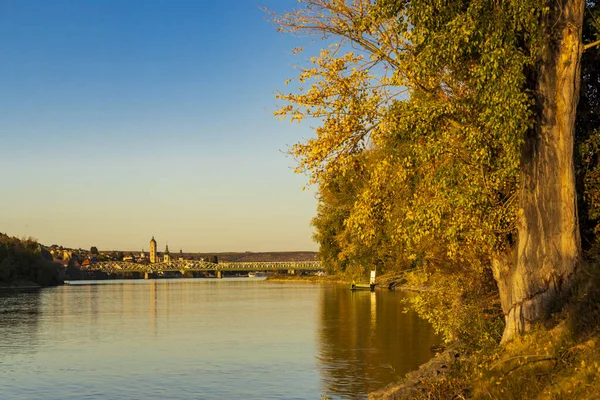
[164,244,170,263]
[149,237,157,263]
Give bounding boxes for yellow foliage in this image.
[271,0,524,277]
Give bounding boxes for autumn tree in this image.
[271,0,600,343]
[311,151,394,277]
[311,171,355,275]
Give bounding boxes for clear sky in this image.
[0,0,320,252]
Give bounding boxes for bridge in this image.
[93,260,323,279]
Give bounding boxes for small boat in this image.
[248,271,266,278]
[350,270,376,292]
[351,282,375,292]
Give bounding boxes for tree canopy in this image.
[272,0,600,344]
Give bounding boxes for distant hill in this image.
[204,251,318,263]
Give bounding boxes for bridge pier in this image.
[288,269,295,275]
[144,272,150,280]
[217,270,222,279]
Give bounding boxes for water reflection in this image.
[0,280,439,399]
[318,286,440,399]
[149,280,157,336]
[0,290,42,357]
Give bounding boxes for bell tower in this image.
[149,236,157,263]
[164,244,170,263]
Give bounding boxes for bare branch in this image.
[583,38,600,51]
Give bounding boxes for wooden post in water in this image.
[369,270,376,292]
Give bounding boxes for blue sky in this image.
[0,0,320,252]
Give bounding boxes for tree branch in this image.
[583,38,600,51]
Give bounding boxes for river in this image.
[0,278,439,399]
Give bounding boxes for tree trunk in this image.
[493,0,584,343]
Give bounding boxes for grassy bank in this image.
[370,318,600,399]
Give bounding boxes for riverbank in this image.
[368,266,600,399]
[267,271,404,286]
[265,271,430,291]
[370,317,600,399]
[266,274,351,284]
[371,272,434,293]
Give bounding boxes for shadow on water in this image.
[318,286,440,399]
[0,289,42,357]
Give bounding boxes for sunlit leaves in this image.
[271,0,544,274]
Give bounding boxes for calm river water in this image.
[0,279,439,399]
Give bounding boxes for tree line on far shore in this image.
[0,233,62,287]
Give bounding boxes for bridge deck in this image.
[93,260,322,274]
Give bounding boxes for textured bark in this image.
[493,0,584,343]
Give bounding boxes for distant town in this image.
[46,236,318,271]
[0,231,321,286]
